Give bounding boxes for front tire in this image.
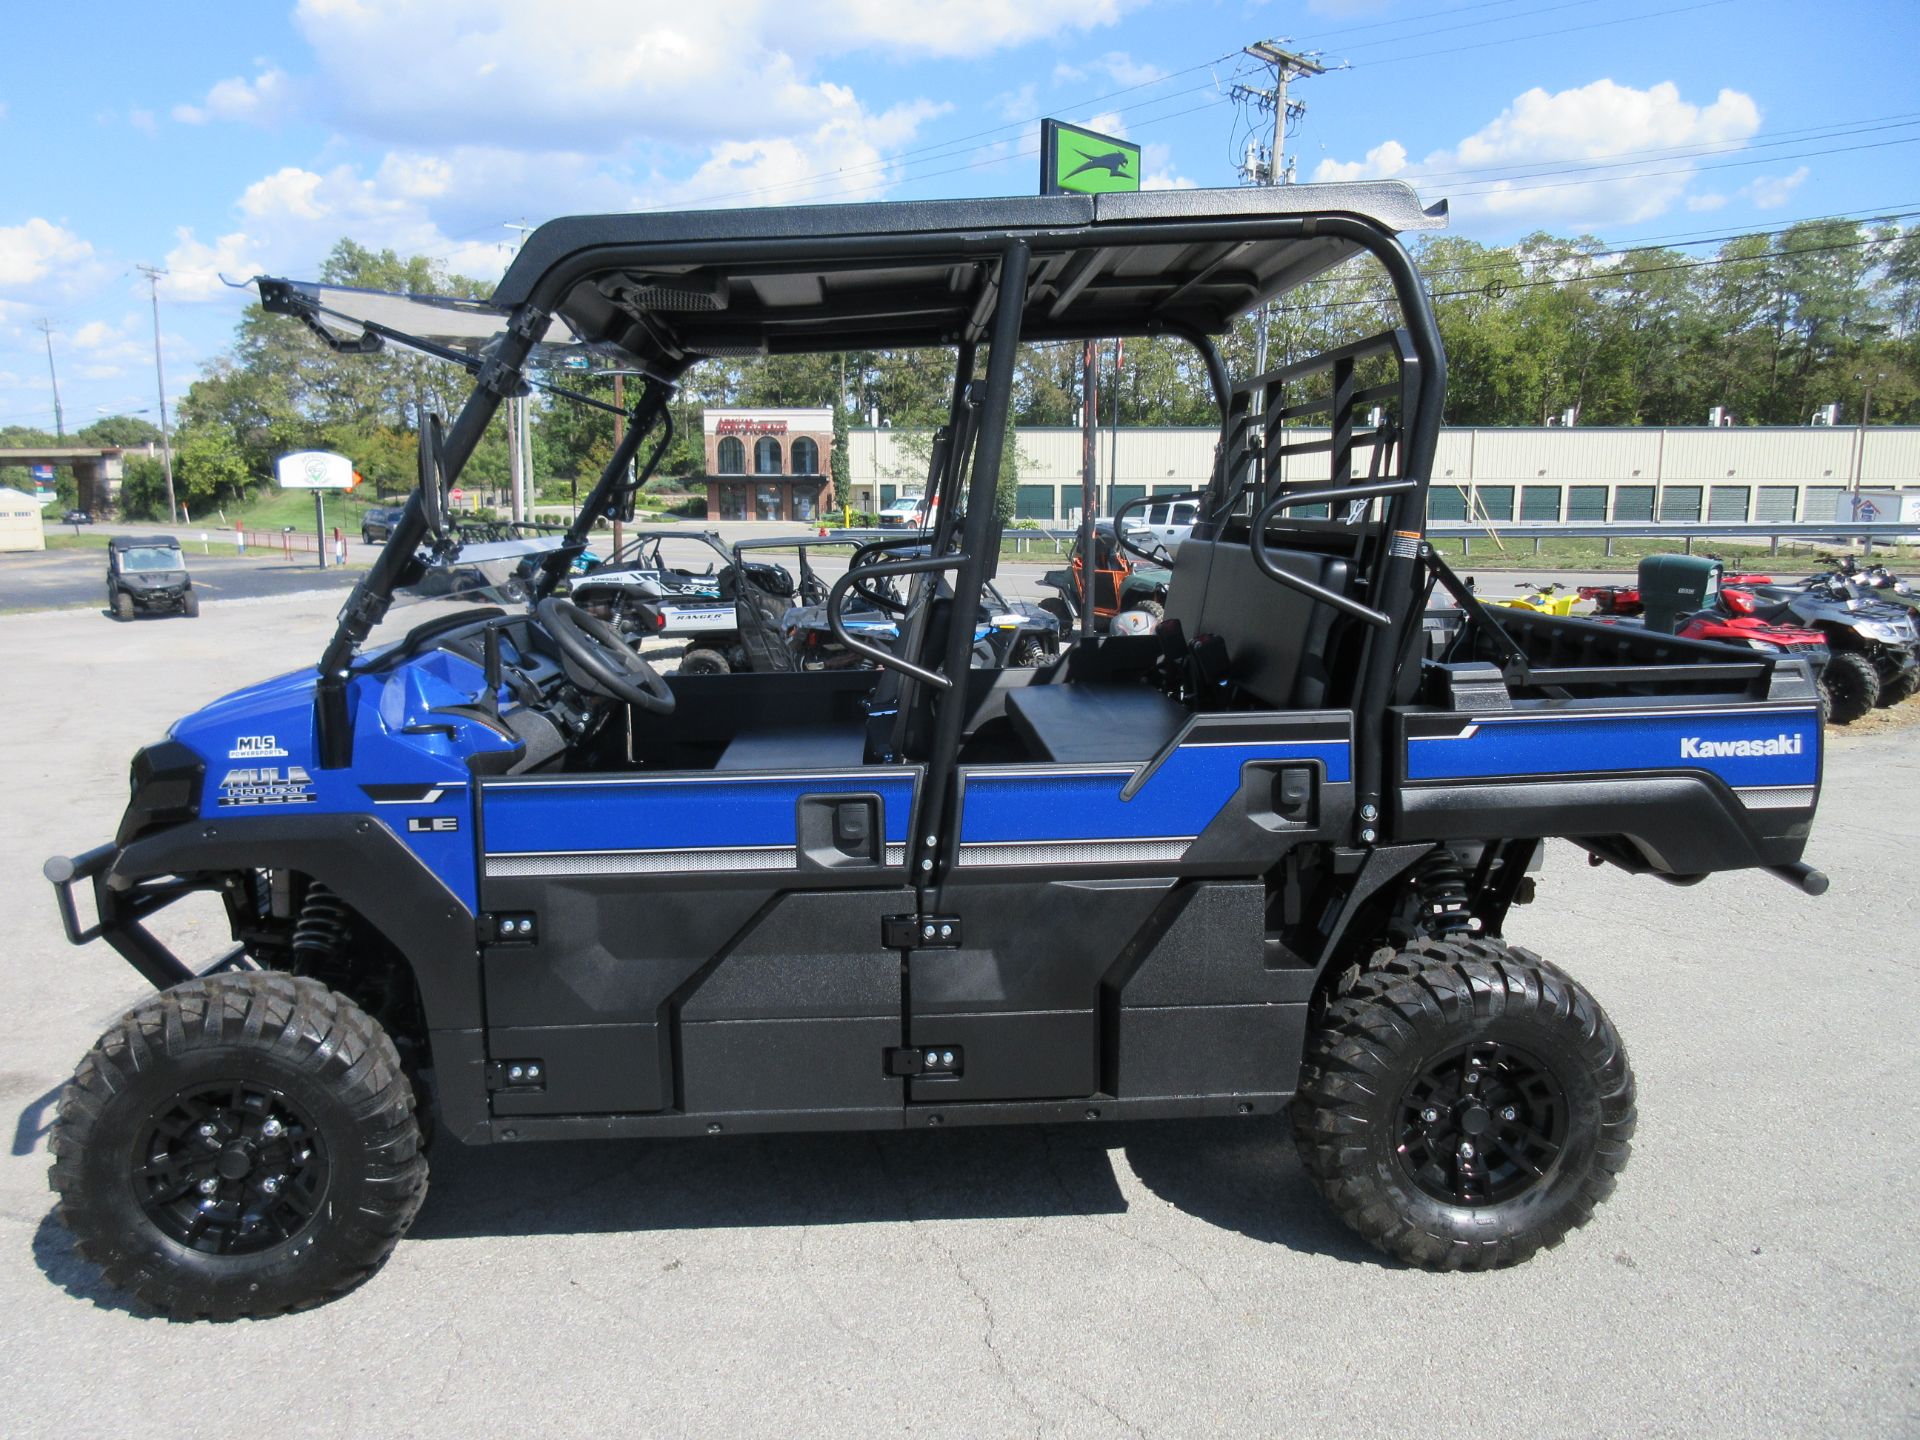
[1823,652,1879,723]
[181,590,200,618]
[678,647,731,676]
[48,974,427,1319]
[1292,938,1635,1270]
[113,592,135,622]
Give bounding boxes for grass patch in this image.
[198,487,405,533]
[41,531,114,550]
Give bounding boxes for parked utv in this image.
[45,184,1829,1319]
[105,534,197,620]
[569,528,813,674]
[784,545,1059,670]
[1039,519,1172,632]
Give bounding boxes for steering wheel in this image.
[535,597,675,713]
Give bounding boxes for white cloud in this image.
[173,67,292,126]
[1314,140,1408,184]
[659,92,947,208]
[291,1,1127,150]
[1685,191,1729,212]
[995,83,1038,123]
[1080,111,1129,139]
[1056,51,1163,86]
[239,167,329,221]
[1141,141,1195,191]
[129,108,157,135]
[160,230,267,300]
[1312,80,1763,227]
[1745,166,1809,209]
[0,219,95,288]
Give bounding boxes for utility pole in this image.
[1233,40,1331,379]
[135,265,179,524]
[35,320,65,440]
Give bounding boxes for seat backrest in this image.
[1163,536,1354,709]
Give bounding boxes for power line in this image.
[1370,113,1920,189]
[1353,0,1736,67]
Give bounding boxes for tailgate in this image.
[1391,699,1821,875]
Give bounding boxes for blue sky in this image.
[3,0,1916,431]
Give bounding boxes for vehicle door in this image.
[912,695,1354,1107]
[474,679,922,1124]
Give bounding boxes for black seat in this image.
[1163,536,1354,708]
[714,722,868,771]
[1004,684,1190,765]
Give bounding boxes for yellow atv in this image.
[1487,580,1580,617]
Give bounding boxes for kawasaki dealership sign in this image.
[1040,119,1142,196]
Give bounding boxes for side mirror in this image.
[418,414,449,542]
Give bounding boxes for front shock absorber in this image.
[291,881,351,970]
[1412,848,1474,937]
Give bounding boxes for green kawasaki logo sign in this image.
[1040,119,1142,195]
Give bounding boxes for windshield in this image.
[122,546,184,572]
[361,537,562,646]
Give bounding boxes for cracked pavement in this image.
[1,592,1916,1439]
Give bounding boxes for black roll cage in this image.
[273,206,1450,846]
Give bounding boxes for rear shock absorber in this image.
[291,881,351,971]
[1412,848,1474,937]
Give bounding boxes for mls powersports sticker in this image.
[216,766,316,807]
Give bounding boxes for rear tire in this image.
[48,973,427,1319]
[1292,937,1635,1270]
[1823,652,1879,723]
[678,647,731,676]
[113,592,135,622]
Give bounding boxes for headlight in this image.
[1856,620,1903,643]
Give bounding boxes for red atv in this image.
[1589,556,1846,723]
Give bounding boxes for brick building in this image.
[702,407,834,522]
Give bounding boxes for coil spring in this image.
[291,882,350,966]
[1413,849,1474,937]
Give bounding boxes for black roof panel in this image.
[488,183,1445,373]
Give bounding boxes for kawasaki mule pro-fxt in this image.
[44,185,1829,1317]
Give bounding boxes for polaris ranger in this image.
[105,534,198,620]
[43,184,1828,1318]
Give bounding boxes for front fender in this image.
[112,813,482,1031]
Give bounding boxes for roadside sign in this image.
[273,450,357,490]
[451,487,465,503]
[1836,491,1900,523]
[1040,119,1142,196]
[29,464,55,483]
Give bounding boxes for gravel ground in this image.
[1,589,1914,1439]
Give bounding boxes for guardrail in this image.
[978,518,1920,558]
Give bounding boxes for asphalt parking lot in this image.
[1,589,1914,1439]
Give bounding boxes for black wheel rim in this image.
[131,1081,331,1256]
[1396,1040,1568,1206]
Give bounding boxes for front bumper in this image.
[45,843,244,991]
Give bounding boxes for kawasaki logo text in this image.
[1679,733,1802,759]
